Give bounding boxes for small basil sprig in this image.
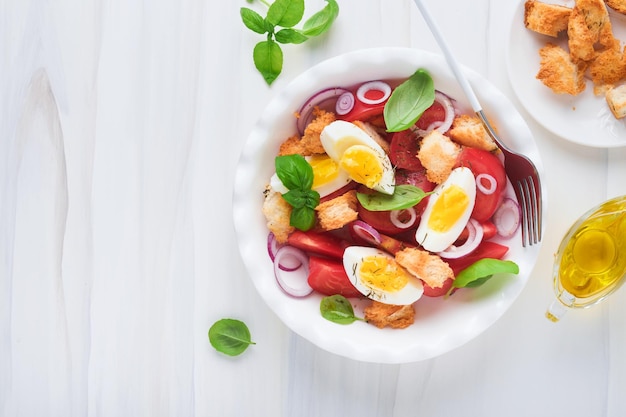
[208,318,256,356]
[356,184,431,211]
[241,0,339,85]
[447,258,520,296]
[384,68,435,132]
[320,295,364,325]
[275,154,320,231]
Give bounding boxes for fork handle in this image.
[412,0,482,113]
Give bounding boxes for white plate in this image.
[233,47,544,363]
[506,0,626,148]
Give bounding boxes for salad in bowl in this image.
[233,47,543,363]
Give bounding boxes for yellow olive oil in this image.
[556,197,626,301]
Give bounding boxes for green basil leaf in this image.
[275,28,308,44]
[266,0,305,28]
[240,7,267,34]
[356,184,430,211]
[253,40,283,85]
[453,258,520,290]
[301,0,340,37]
[282,188,318,208]
[290,206,317,231]
[208,318,255,356]
[275,154,314,190]
[384,68,435,133]
[320,295,363,325]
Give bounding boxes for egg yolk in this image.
[427,185,469,232]
[339,145,383,188]
[358,255,409,292]
[308,154,340,188]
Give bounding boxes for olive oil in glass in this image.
[546,195,626,322]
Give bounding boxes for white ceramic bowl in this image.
[233,47,544,363]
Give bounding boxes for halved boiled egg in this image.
[415,167,476,252]
[343,246,424,305]
[269,154,352,198]
[320,120,395,195]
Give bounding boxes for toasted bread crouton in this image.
[394,247,454,290]
[262,188,294,243]
[353,120,390,154]
[364,301,415,329]
[536,43,588,95]
[567,0,610,62]
[447,115,498,152]
[524,0,572,37]
[606,0,626,15]
[315,190,358,231]
[606,84,626,118]
[587,40,626,87]
[278,134,306,156]
[300,108,336,155]
[417,130,461,184]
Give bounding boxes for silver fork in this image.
[413,0,542,247]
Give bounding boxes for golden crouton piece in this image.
[587,40,626,88]
[300,108,336,155]
[262,188,294,244]
[278,134,306,156]
[567,0,610,62]
[364,301,415,329]
[536,43,587,95]
[524,0,572,37]
[447,115,498,152]
[353,120,390,154]
[606,0,626,15]
[394,247,454,290]
[417,130,461,184]
[606,84,626,118]
[315,190,359,231]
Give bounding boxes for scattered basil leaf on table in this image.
[208,318,256,356]
[320,295,365,325]
[275,154,320,231]
[447,258,520,296]
[240,0,340,85]
[357,184,432,211]
[384,68,435,132]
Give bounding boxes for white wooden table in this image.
[2,0,626,415]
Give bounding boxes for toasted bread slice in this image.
[395,247,454,290]
[448,114,498,151]
[536,43,588,95]
[568,0,610,62]
[416,130,461,184]
[315,190,358,231]
[587,40,626,87]
[262,188,294,243]
[606,84,626,118]
[524,0,572,37]
[606,0,626,15]
[364,301,415,329]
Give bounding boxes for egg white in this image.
[343,246,424,305]
[269,155,352,198]
[415,167,476,252]
[320,120,395,194]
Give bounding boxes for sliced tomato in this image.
[307,256,362,298]
[287,230,349,260]
[415,100,446,131]
[455,220,497,244]
[339,99,386,123]
[456,147,507,222]
[446,241,509,276]
[423,277,454,297]
[319,181,358,204]
[389,130,422,170]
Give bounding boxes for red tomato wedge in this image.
[307,256,362,298]
[287,230,349,260]
[415,100,446,131]
[389,130,422,171]
[456,148,507,222]
[446,241,509,276]
[423,277,454,297]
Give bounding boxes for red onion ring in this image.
[273,246,313,297]
[476,173,497,195]
[437,219,484,259]
[268,233,303,271]
[413,91,456,136]
[348,220,382,246]
[389,207,417,229]
[356,81,391,105]
[296,87,351,134]
[493,197,521,239]
[335,92,355,115]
